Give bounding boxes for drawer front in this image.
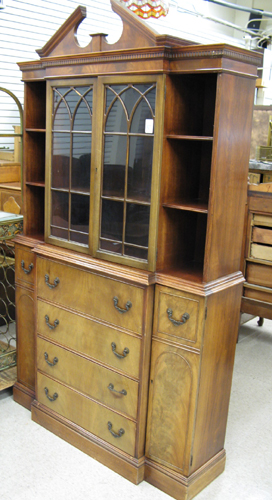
[251,243,272,262]
[37,300,141,379]
[15,246,35,285]
[244,285,272,305]
[37,372,136,456]
[252,226,272,246]
[154,286,204,348]
[37,257,144,334]
[37,337,139,419]
[246,262,272,289]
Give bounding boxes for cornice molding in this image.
[18,43,261,74]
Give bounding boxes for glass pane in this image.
[124,245,148,260]
[128,136,153,202]
[103,135,127,197]
[65,88,84,116]
[73,96,92,131]
[51,191,69,229]
[125,203,150,247]
[71,134,91,192]
[105,97,127,133]
[100,239,122,254]
[53,87,70,112]
[130,95,155,134]
[51,227,68,240]
[120,86,141,118]
[70,231,89,245]
[105,85,126,113]
[53,99,71,131]
[101,199,123,241]
[71,194,89,233]
[52,132,70,189]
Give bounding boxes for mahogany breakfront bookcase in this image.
[13,2,261,499]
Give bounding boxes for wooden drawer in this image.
[245,262,272,289]
[244,285,272,305]
[15,245,35,285]
[37,300,141,379]
[37,372,136,456]
[36,257,144,334]
[37,337,139,419]
[154,286,204,348]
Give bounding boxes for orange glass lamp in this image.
[121,0,169,18]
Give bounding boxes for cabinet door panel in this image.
[16,286,35,390]
[146,340,199,474]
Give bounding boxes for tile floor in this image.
[0,317,272,500]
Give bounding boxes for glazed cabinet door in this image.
[45,78,96,253]
[93,75,165,271]
[145,339,199,475]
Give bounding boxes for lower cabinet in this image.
[14,242,243,499]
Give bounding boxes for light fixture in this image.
[121,0,169,19]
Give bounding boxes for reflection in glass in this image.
[53,99,71,131]
[128,136,153,202]
[71,194,89,233]
[100,240,122,254]
[51,191,69,228]
[124,246,148,260]
[125,203,150,247]
[70,231,89,245]
[130,96,154,134]
[103,135,127,197]
[105,97,127,133]
[101,199,123,241]
[52,132,70,189]
[51,227,68,240]
[72,134,91,192]
[73,95,92,131]
[105,85,126,112]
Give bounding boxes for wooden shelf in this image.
[167,134,213,141]
[25,128,46,133]
[163,199,208,214]
[26,181,45,188]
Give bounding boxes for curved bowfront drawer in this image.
[37,372,136,456]
[37,300,141,379]
[37,337,139,419]
[36,257,144,334]
[154,286,205,349]
[15,246,35,285]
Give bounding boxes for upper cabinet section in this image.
[19,0,262,278]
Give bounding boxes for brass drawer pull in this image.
[21,260,34,274]
[108,383,127,396]
[107,421,125,438]
[45,315,59,330]
[44,352,58,367]
[111,342,129,359]
[167,308,190,327]
[44,387,58,402]
[45,274,60,289]
[113,296,132,314]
